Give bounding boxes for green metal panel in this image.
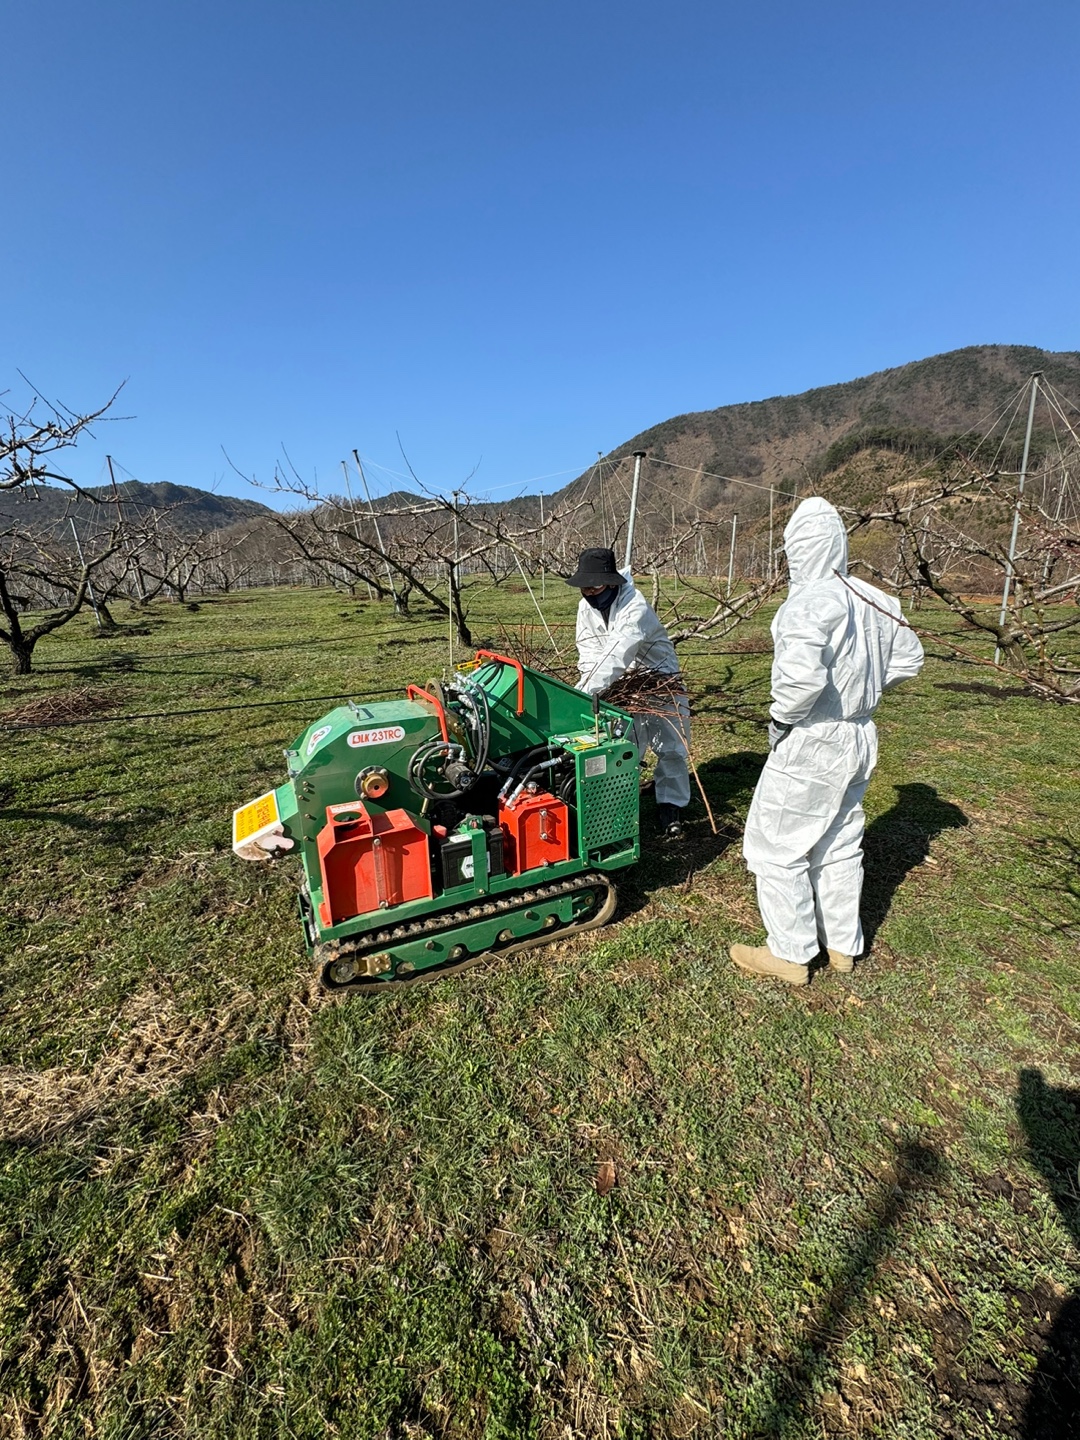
[272,781,299,828]
[282,698,442,903]
[576,737,640,859]
[468,658,629,752]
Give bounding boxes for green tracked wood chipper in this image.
[232,653,639,992]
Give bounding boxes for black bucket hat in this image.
[564,547,625,588]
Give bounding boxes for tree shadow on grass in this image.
[861,783,969,952]
[0,802,167,837]
[1016,1070,1080,1437]
[752,1140,946,1436]
[935,680,1031,700]
[1021,835,1080,940]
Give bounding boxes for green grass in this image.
[1,583,1077,1439]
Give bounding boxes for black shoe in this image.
[656,803,685,840]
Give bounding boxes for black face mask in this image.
[584,585,619,611]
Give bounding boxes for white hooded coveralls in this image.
[743,498,924,964]
[575,572,691,809]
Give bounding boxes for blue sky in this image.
[3,0,1078,506]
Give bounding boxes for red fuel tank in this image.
[317,802,432,927]
[499,791,570,874]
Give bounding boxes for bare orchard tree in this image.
[182,514,298,592]
[845,449,1080,703]
[2,381,123,495]
[267,505,401,606]
[635,521,787,645]
[0,513,126,673]
[227,449,410,610]
[415,487,600,644]
[273,492,577,646]
[185,523,264,596]
[125,516,218,605]
[251,456,586,645]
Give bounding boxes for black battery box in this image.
[439,821,505,888]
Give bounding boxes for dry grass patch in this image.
[0,989,254,1145]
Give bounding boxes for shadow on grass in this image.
[690,666,772,722]
[0,803,167,835]
[691,748,769,825]
[1016,1070,1080,1437]
[35,655,269,687]
[618,750,764,915]
[935,680,1031,699]
[862,783,968,952]
[1024,835,1080,940]
[754,1140,946,1436]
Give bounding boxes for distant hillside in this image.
[558,345,1080,528]
[0,479,272,538]
[5,346,1075,566]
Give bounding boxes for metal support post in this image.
[624,450,645,572]
[340,461,374,598]
[69,518,103,628]
[352,450,399,609]
[452,492,460,599]
[727,513,738,595]
[106,453,146,601]
[996,373,1041,662]
[597,452,607,547]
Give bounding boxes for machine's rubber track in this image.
[316,870,617,993]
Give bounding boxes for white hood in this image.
[783,497,848,587]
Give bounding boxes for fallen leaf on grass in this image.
[595,1158,617,1195]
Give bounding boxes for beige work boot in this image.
[827,948,854,973]
[729,943,809,986]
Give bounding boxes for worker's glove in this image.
[768,720,793,751]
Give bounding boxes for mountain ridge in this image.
[556,344,1080,525]
[0,479,273,538]
[4,346,1075,544]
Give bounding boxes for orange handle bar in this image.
[473,650,525,715]
[406,684,449,741]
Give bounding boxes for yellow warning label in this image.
[232,790,280,845]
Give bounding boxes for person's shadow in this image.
[1016,1070,1080,1436]
[861,783,968,952]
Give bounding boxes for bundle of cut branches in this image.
[1,687,121,728]
[600,667,689,715]
[600,667,720,835]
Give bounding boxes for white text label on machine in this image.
[348,726,407,748]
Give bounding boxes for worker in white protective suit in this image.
[565,546,691,840]
[731,497,924,985]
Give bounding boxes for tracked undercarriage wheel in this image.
[315,872,618,993]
